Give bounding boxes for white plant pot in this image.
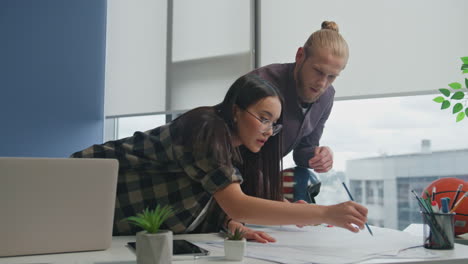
[136,230,173,264]
[224,238,246,261]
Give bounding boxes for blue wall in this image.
[0,0,107,157]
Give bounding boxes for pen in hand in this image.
[342,182,374,236]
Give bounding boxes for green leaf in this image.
[462,57,468,64]
[462,64,468,70]
[453,103,463,114]
[433,96,445,103]
[124,205,174,234]
[465,78,468,89]
[466,107,468,116]
[439,88,450,97]
[456,112,465,122]
[464,69,468,74]
[449,82,462,89]
[441,100,451,109]
[227,227,246,240]
[451,91,465,100]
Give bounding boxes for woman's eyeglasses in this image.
[244,109,282,136]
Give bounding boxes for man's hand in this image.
[227,220,276,243]
[308,146,333,173]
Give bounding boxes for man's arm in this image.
[292,101,334,171]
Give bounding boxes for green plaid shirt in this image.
[71,109,243,235]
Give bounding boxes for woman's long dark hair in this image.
[215,74,284,201]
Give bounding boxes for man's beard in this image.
[295,63,318,104]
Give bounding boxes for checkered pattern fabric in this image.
[71,110,243,235]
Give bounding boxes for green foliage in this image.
[453,103,463,114]
[125,205,174,234]
[226,227,246,241]
[462,57,468,73]
[433,57,468,122]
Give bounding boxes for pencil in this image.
[411,189,431,214]
[451,184,464,210]
[450,192,468,213]
[341,182,374,236]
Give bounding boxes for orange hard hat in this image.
[422,177,468,236]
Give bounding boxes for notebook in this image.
[0,157,119,257]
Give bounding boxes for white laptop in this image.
[0,157,119,257]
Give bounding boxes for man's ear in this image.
[295,47,305,63]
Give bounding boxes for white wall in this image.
[260,0,468,99]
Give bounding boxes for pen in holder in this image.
[421,212,455,249]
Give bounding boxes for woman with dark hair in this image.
[71,74,368,243]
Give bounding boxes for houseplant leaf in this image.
[465,78,468,89]
[441,100,450,109]
[448,82,462,90]
[439,88,450,97]
[451,91,465,100]
[466,107,468,116]
[456,112,465,122]
[462,64,468,70]
[226,227,246,240]
[433,96,445,103]
[462,56,468,64]
[125,205,174,234]
[453,103,463,114]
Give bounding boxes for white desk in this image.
[404,223,468,246]
[1,226,468,264]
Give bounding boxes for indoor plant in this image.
[224,227,246,261]
[126,205,174,264]
[433,56,468,122]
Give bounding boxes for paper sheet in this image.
[195,225,439,264]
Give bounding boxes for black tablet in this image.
[127,240,209,256]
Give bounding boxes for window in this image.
[105,114,169,141]
[111,94,468,231]
[289,94,468,230]
[350,180,363,203]
[366,181,375,205]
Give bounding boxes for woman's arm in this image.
[214,183,368,233]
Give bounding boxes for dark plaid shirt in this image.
[71,108,243,235]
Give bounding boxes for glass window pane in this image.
[316,94,468,230]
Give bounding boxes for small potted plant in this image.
[432,56,468,122]
[126,205,174,264]
[224,227,246,261]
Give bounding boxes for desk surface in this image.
[1,226,468,264]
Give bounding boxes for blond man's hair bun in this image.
[321,21,339,32]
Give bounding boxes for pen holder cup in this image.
[421,212,455,250]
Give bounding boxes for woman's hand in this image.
[322,201,368,233]
[227,220,276,243]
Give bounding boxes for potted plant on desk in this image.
[126,205,174,264]
[432,56,468,122]
[224,227,246,261]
